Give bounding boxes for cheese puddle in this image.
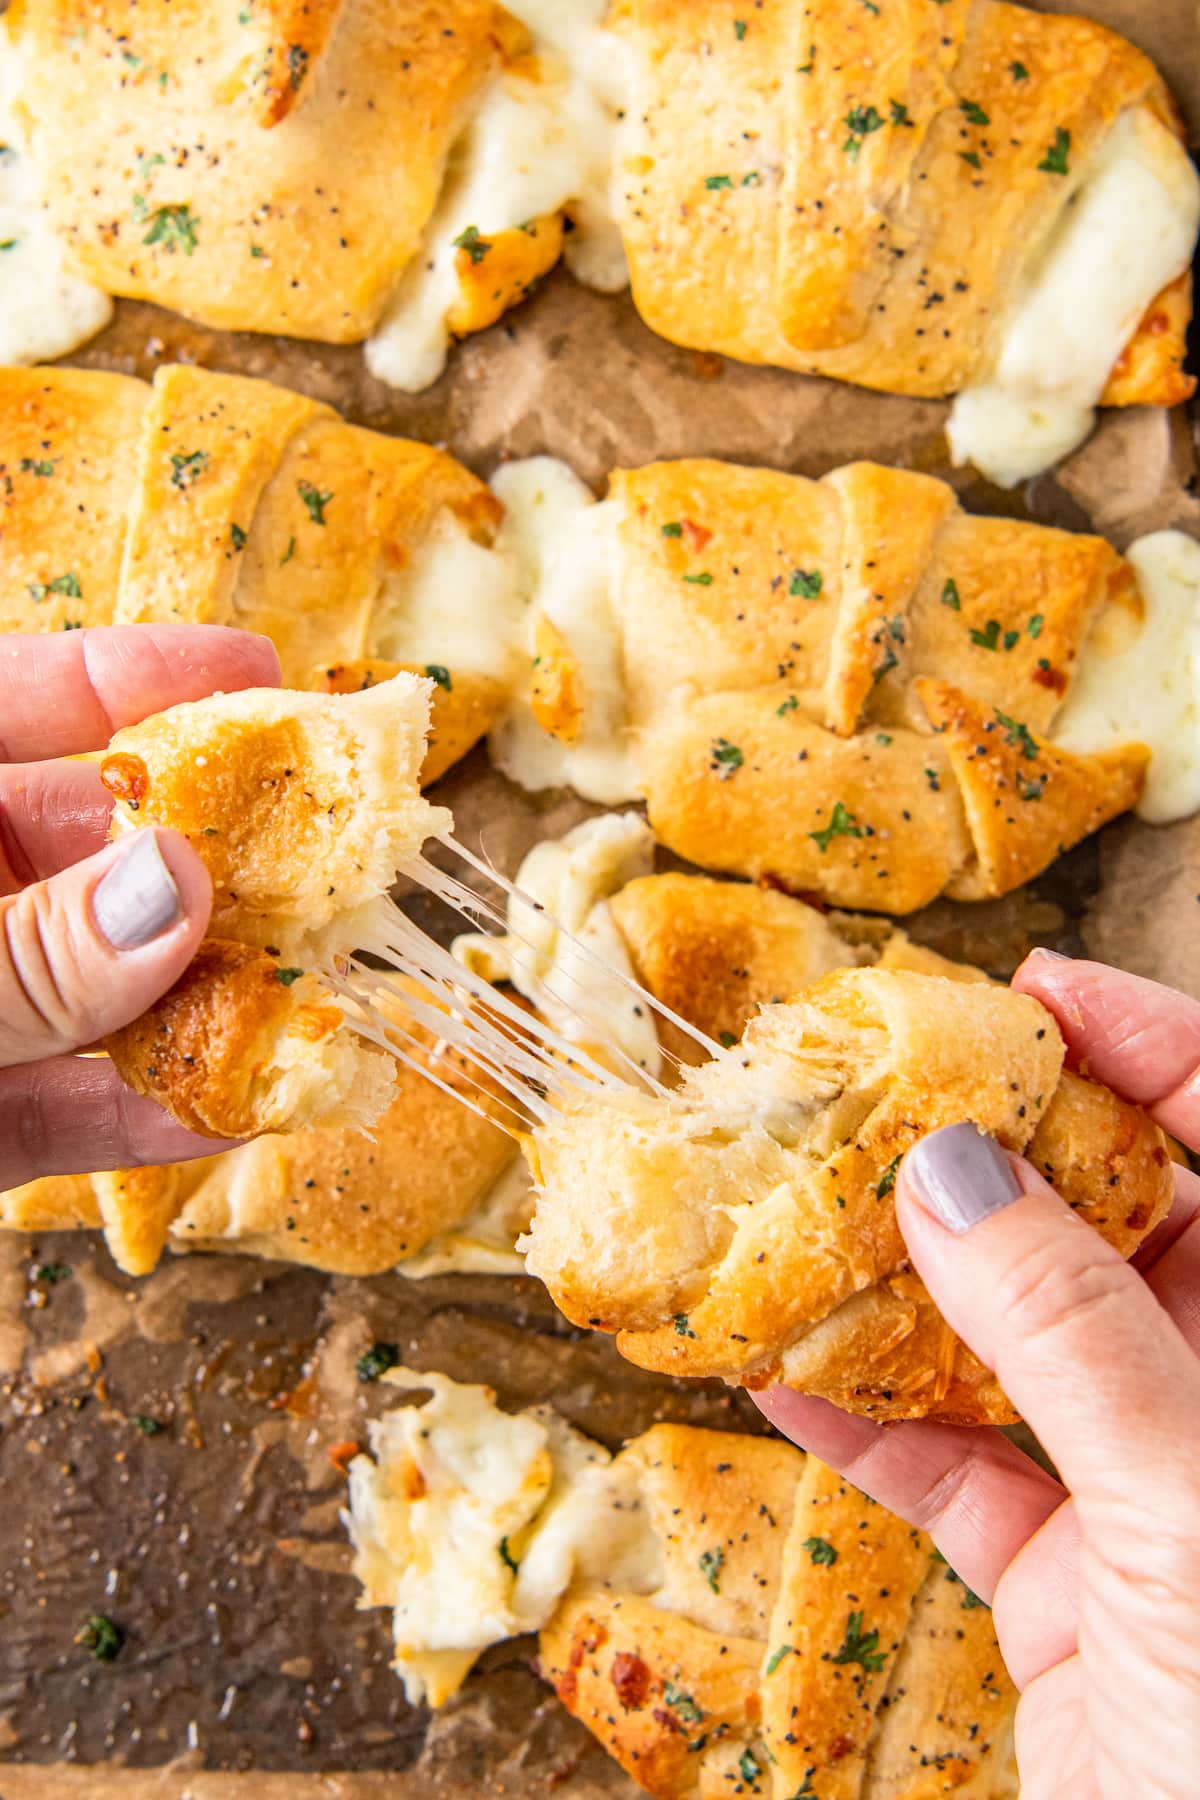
[1053,530,1200,824]
[0,25,112,364]
[488,455,639,804]
[948,108,1200,488]
[366,0,628,393]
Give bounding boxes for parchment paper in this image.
[3,0,1198,1788]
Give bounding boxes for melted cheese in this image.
[948,108,1200,488]
[372,509,522,682]
[454,811,661,1080]
[488,456,639,803]
[0,27,111,363]
[366,0,628,393]
[345,1367,659,1707]
[396,1157,531,1279]
[1053,530,1200,824]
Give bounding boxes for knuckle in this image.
[0,883,102,1059]
[992,1230,1131,1351]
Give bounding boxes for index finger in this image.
[1013,951,1200,1152]
[0,626,281,762]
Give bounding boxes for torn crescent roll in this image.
[100,675,447,1140]
[612,0,1198,478]
[0,364,511,779]
[523,966,1173,1424]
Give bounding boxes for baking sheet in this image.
[3,0,1199,1786]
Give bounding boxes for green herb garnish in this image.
[803,1536,838,1566]
[960,99,990,126]
[789,568,823,598]
[274,967,304,986]
[661,520,683,538]
[738,1749,763,1784]
[425,664,452,691]
[843,104,885,161]
[699,1547,724,1593]
[710,738,744,778]
[356,1342,400,1383]
[132,1415,163,1435]
[170,449,209,491]
[995,710,1039,759]
[832,1609,887,1672]
[35,1262,71,1285]
[499,1535,519,1574]
[875,1153,901,1199]
[27,571,82,602]
[452,224,491,264]
[19,457,56,477]
[683,571,714,585]
[765,1643,794,1674]
[1038,128,1071,176]
[809,801,863,854]
[297,479,332,525]
[1011,60,1029,80]
[77,1615,124,1662]
[941,577,961,610]
[705,174,734,189]
[674,1313,697,1337]
[139,201,199,255]
[662,1681,704,1724]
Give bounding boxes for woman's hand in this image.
[755,951,1200,1800]
[0,625,280,1189]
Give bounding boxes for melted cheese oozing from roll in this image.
[948,108,1200,489]
[345,1368,659,1707]
[366,0,629,393]
[372,508,522,682]
[454,811,661,1081]
[488,455,639,803]
[0,28,112,363]
[1052,530,1200,824]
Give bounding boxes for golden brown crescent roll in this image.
[346,1369,1017,1794]
[610,0,1198,479]
[5,0,520,342]
[501,457,1153,910]
[523,966,1173,1423]
[0,363,512,776]
[99,674,446,1139]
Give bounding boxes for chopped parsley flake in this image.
[35,1262,71,1285]
[0,237,14,251]
[661,520,683,537]
[961,151,982,171]
[274,967,304,986]
[27,571,82,602]
[765,1644,794,1675]
[809,801,863,854]
[710,737,744,778]
[789,567,823,598]
[137,152,165,179]
[1038,128,1071,176]
[924,766,941,791]
[960,99,990,126]
[875,1153,901,1199]
[995,709,1039,759]
[699,1547,724,1593]
[77,1615,124,1662]
[832,1609,887,1672]
[683,571,714,585]
[123,51,142,68]
[170,449,209,491]
[741,170,762,186]
[875,732,893,746]
[663,1682,704,1724]
[890,100,911,126]
[803,1536,838,1566]
[425,663,452,691]
[777,694,799,716]
[1011,60,1029,80]
[132,1414,162,1435]
[297,479,332,525]
[19,457,56,477]
[286,43,308,89]
[734,19,747,39]
[673,1313,697,1337]
[250,242,266,257]
[705,173,734,189]
[280,535,296,566]
[968,618,1003,651]
[738,1749,763,1784]
[499,1536,519,1574]
[356,1342,400,1383]
[843,104,885,161]
[62,620,82,631]
[718,1031,738,1048]
[1027,613,1044,638]
[941,578,961,610]
[1017,772,1047,802]
[452,224,491,264]
[138,201,199,255]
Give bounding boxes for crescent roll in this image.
[345,1368,1017,1794]
[0,364,511,779]
[523,965,1173,1423]
[497,455,1156,911]
[100,674,445,1140]
[611,0,1199,481]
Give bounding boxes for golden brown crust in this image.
[9,0,516,341]
[602,458,1147,909]
[0,363,508,788]
[0,1173,101,1232]
[612,0,1193,403]
[311,658,505,786]
[102,939,386,1140]
[91,1162,199,1278]
[526,967,1174,1423]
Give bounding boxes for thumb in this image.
[0,827,211,1065]
[896,1124,1200,1508]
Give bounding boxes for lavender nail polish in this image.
[903,1122,1024,1235]
[93,833,182,950]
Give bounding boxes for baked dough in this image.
[345,1367,1017,1795]
[5,0,520,342]
[0,363,512,778]
[498,456,1151,910]
[611,0,1197,475]
[100,674,447,1140]
[524,965,1174,1423]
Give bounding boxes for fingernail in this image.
[903,1122,1023,1235]
[93,833,183,949]
[1028,947,1069,962]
